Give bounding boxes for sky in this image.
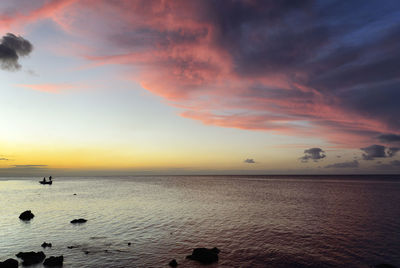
[0,0,400,176]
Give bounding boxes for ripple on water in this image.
[1,176,400,267]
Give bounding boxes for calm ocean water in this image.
[1,175,399,267]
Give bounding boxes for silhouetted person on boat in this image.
[49,176,52,181]
[42,177,46,182]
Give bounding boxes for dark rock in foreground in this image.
[374,264,398,268]
[0,258,18,268]
[19,210,34,221]
[41,242,52,248]
[70,218,87,224]
[43,256,63,267]
[16,251,45,265]
[169,259,178,267]
[186,247,220,264]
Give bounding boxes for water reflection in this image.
[0,176,399,267]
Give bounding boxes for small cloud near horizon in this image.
[325,160,359,169]
[361,145,399,160]
[300,148,326,163]
[244,158,256,164]
[374,160,400,170]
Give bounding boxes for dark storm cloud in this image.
[244,158,255,164]
[360,145,399,160]
[0,33,33,70]
[378,134,400,143]
[206,0,324,76]
[205,0,396,77]
[203,0,400,132]
[338,80,400,130]
[325,160,359,169]
[300,148,326,162]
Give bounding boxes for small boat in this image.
[39,180,52,185]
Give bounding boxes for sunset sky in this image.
[1,0,400,176]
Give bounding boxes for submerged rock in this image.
[16,251,45,265]
[186,247,220,264]
[168,259,178,267]
[43,256,63,267]
[70,218,87,224]
[0,258,18,268]
[19,210,34,221]
[41,242,52,248]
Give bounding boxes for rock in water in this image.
[43,256,63,266]
[0,258,18,268]
[70,218,87,224]
[16,251,45,265]
[186,247,220,264]
[41,242,52,248]
[19,210,34,221]
[169,259,178,267]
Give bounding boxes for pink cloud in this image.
[18,83,74,93]
[0,0,78,32]
[4,1,399,147]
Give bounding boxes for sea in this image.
[1,175,399,267]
